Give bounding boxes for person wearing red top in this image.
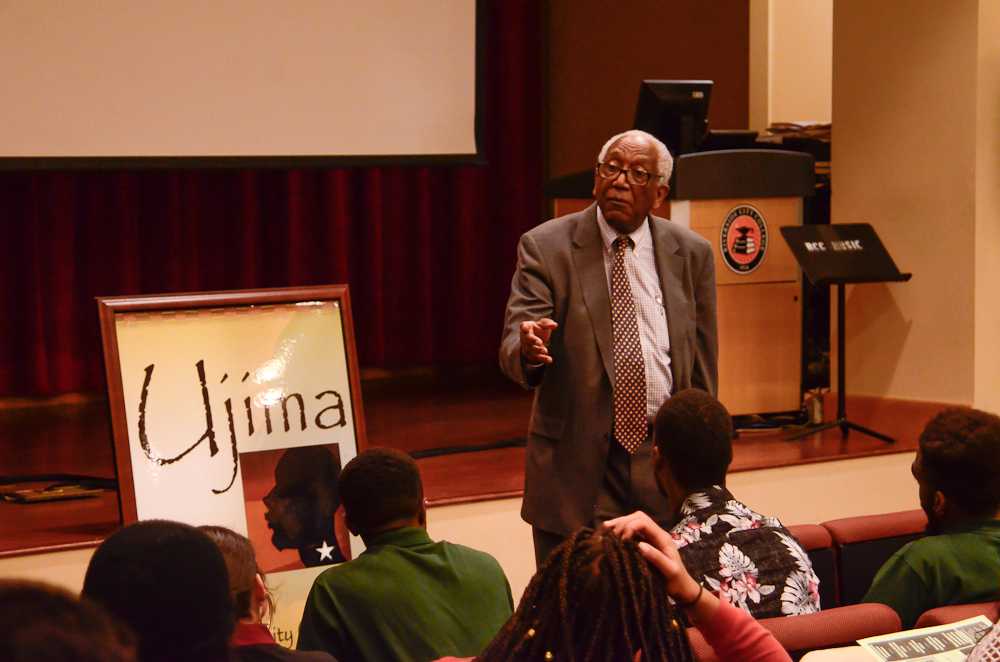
[200,525,335,662]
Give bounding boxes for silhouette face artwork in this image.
[263,487,313,550]
[262,445,345,566]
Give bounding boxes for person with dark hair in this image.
[297,447,513,662]
[475,527,693,662]
[82,519,235,662]
[0,579,136,662]
[264,445,348,567]
[438,522,791,662]
[864,406,1000,627]
[199,525,336,661]
[655,389,820,618]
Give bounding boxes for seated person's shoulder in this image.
[721,523,815,573]
[866,534,974,597]
[308,556,378,598]
[442,541,507,575]
[895,534,938,558]
[891,526,999,568]
[900,530,966,557]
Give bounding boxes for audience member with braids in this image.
[479,527,691,662]
[436,523,789,662]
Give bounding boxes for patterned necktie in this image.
[611,236,647,454]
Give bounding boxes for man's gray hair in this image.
[596,129,673,184]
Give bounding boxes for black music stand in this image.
[780,224,911,443]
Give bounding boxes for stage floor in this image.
[0,371,942,557]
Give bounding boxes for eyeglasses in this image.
[596,161,658,186]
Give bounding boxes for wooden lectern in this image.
[549,149,814,416]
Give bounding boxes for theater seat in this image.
[688,603,902,662]
[787,523,838,608]
[822,509,927,606]
[914,601,1000,628]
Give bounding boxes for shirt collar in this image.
[936,518,1000,535]
[679,484,733,515]
[231,622,275,647]
[596,205,650,252]
[363,526,433,551]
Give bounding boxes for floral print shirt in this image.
[670,485,821,618]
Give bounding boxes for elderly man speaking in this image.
[500,129,718,566]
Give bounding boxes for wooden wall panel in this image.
[717,281,801,414]
[546,0,750,179]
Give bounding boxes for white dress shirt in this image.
[597,207,673,419]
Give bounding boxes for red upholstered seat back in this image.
[914,601,1000,628]
[688,603,902,661]
[787,523,838,608]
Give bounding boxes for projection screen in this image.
[0,1,479,164]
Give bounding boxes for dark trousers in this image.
[532,527,565,568]
[531,430,670,568]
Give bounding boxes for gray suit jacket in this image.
[499,203,718,535]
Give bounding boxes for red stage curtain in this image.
[0,1,544,397]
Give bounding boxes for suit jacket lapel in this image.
[572,204,615,384]
[649,215,690,393]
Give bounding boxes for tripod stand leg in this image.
[785,283,894,445]
[784,419,842,441]
[844,420,896,444]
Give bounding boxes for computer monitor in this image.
[632,80,713,157]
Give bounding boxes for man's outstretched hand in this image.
[520,318,558,365]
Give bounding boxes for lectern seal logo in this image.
[720,204,767,274]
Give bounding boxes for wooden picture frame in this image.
[97,285,367,525]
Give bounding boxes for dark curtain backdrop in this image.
[0,1,544,397]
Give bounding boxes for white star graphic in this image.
[315,540,334,561]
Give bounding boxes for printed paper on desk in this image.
[858,615,994,661]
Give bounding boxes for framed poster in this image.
[98,285,366,646]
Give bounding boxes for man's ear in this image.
[654,183,669,210]
[652,445,669,476]
[652,445,674,495]
[932,490,948,518]
[418,498,428,528]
